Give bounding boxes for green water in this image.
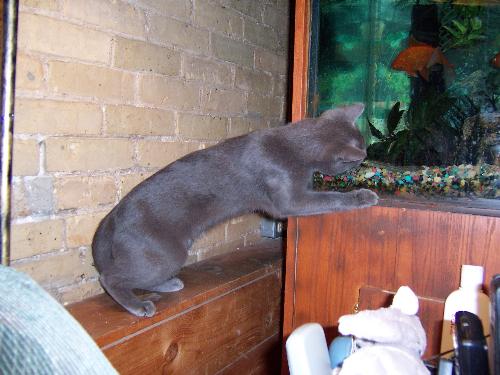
[311,1,500,173]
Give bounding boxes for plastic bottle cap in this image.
[460,265,484,289]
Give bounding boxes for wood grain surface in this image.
[282,206,500,362]
[68,240,284,374]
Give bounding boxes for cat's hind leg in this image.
[148,277,184,292]
[100,276,157,317]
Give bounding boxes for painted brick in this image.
[244,230,263,247]
[219,0,262,21]
[194,0,243,38]
[45,137,134,172]
[11,179,30,218]
[48,61,135,102]
[57,281,104,305]
[15,54,43,91]
[60,0,146,37]
[277,0,291,13]
[273,75,288,97]
[12,138,39,176]
[54,176,116,211]
[21,0,59,10]
[178,113,228,140]
[201,88,246,115]
[119,172,153,197]
[105,105,175,136]
[114,37,181,76]
[235,67,272,95]
[10,219,64,260]
[148,15,209,55]
[136,140,200,168]
[135,0,190,20]
[248,94,283,118]
[192,222,226,250]
[66,211,107,248]
[183,54,233,86]
[212,33,254,68]
[15,99,102,135]
[22,176,54,216]
[262,4,288,30]
[227,213,262,242]
[229,117,267,137]
[12,0,290,304]
[18,13,111,64]
[196,238,244,262]
[244,19,278,51]
[13,248,97,288]
[139,75,200,110]
[255,48,288,74]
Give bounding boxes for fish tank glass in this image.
[309,0,500,204]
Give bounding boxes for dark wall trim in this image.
[1,0,19,266]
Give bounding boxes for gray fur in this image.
[92,104,378,317]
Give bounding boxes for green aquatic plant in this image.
[367,101,405,141]
[442,17,486,48]
[367,90,478,165]
[440,5,486,51]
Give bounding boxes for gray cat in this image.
[92,103,378,317]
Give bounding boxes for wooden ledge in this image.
[68,240,283,349]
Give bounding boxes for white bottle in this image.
[439,264,490,359]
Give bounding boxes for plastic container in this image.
[439,265,490,359]
[286,323,332,375]
[328,335,353,369]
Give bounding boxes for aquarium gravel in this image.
[314,162,499,199]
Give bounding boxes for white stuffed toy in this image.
[333,286,430,375]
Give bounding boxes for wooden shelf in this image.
[68,240,284,374]
[282,206,500,364]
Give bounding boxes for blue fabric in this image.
[0,265,117,374]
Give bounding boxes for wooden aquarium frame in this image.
[290,0,500,217]
[291,0,311,123]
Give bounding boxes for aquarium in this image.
[309,0,499,201]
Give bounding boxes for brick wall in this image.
[11,0,290,304]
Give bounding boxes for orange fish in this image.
[391,42,453,81]
[492,52,500,69]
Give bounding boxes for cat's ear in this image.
[320,103,365,124]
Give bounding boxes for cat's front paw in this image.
[353,189,379,207]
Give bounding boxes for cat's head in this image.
[315,103,367,174]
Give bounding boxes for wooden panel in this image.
[291,0,310,122]
[69,242,282,348]
[104,272,282,375]
[220,334,281,375]
[282,217,298,339]
[68,241,283,374]
[396,209,500,298]
[291,206,400,339]
[282,206,500,368]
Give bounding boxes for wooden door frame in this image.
[290,0,311,123]
[284,0,311,340]
[281,2,312,373]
